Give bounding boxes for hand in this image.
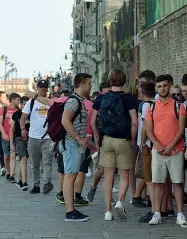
[21,129,28,138]
[78,137,89,147]
[10,143,16,152]
[155,142,165,155]
[185,150,187,160]
[162,144,174,156]
[2,134,9,141]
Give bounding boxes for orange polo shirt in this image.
[146,97,186,151]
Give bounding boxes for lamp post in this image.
[10,63,15,92]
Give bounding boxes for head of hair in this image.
[92,91,100,99]
[20,96,29,104]
[8,93,21,103]
[165,74,174,85]
[74,73,92,88]
[155,74,171,84]
[138,70,156,82]
[108,68,126,87]
[60,89,71,97]
[99,81,111,92]
[171,84,181,90]
[0,91,5,97]
[141,82,155,98]
[182,74,187,85]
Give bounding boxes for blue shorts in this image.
[1,139,13,156]
[59,140,85,173]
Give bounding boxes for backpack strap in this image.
[3,106,7,121]
[28,99,35,120]
[174,101,181,119]
[150,102,155,117]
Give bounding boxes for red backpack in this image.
[42,95,82,145]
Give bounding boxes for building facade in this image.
[0,78,30,95]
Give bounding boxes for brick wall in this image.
[140,5,187,84]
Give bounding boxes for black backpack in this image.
[100,92,130,138]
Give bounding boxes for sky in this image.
[0,0,73,78]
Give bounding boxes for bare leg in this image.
[118,169,129,201]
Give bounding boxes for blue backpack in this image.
[100,92,131,138]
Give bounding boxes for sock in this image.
[155,212,161,217]
[60,191,63,197]
[75,192,82,200]
[178,212,183,217]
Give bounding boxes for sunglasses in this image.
[172,93,181,97]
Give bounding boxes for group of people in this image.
[0,70,187,226]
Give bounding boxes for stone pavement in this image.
[0,162,187,239]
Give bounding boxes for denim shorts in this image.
[59,140,85,173]
[1,139,12,156]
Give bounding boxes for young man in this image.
[0,91,8,176]
[21,80,55,194]
[0,93,20,182]
[61,73,92,222]
[146,75,187,225]
[182,78,187,101]
[87,81,111,202]
[99,68,138,221]
[10,96,29,190]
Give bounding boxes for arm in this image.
[26,90,50,106]
[129,109,138,143]
[20,113,29,138]
[10,120,16,152]
[0,115,9,141]
[62,109,88,146]
[90,109,99,148]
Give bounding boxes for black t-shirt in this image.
[12,110,30,137]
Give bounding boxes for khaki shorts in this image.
[142,145,152,182]
[99,136,132,169]
[152,148,184,184]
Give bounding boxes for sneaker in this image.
[9,176,16,183]
[56,192,65,204]
[1,168,6,176]
[86,186,97,202]
[43,182,53,194]
[167,209,175,217]
[161,211,168,217]
[86,169,92,178]
[115,201,127,220]
[111,197,115,206]
[30,185,40,194]
[5,173,10,181]
[16,180,23,189]
[139,212,154,223]
[65,210,89,222]
[74,197,89,207]
[149,213,162,225]
[105,211,114,221]
[21,182,28,191]
[176,213,187,225]
[112,187,118,193]
[132,197,147,208]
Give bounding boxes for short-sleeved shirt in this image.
[22,100,49,139]
[0,106,18,139]
[64,93,87,141]
[146,97,186,151]
[12,110,30,138]
[92,94,104,130]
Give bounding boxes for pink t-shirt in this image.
[49,97,93,135]
[0,106,18,139]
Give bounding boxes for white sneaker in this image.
[112,187,118,193]
[105,211,114,221]
[149,213,162,225]
[115,201,127,219]
[176,213,187,225]
[1,168,7,176]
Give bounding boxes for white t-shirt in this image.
[137,101,154,148]
[22,99,50,139]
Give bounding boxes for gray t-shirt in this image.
[64,93,87,141]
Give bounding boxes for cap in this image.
[37,80,49,88]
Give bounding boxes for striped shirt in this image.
[64,93,87,141]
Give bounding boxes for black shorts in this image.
[57,148,92,174]
[15,137,28,159]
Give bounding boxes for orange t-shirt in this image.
[146,97,186,151]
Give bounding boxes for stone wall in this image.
[140,5,187,84]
